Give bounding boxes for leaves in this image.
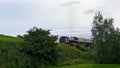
[21,27,58,66]
[91,12,120,63]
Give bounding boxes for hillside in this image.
[0,34,32,68]
[57,44,94,66]
[0,34,23,42]
[60,64,120,68]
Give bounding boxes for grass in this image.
[58,43,81,59]
[0,34,32,68]
[60,64,120,68]
[57,43,81,65]
[57,44,95,66]
[0,34,23,42]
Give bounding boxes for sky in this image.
[0,0,120,39]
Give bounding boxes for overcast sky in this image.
[0,0,120,38]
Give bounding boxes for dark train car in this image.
[68,37,79,46]
[59,36,69,43]
[59,36,93,46]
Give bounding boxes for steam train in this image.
[59,36,93,46]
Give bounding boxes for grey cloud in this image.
[84,9,96,14]
[61,1,80,6]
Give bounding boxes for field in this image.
[60,64,120,68]
[0,35,31,68]
[57,44,95,66]
[0,34,23,42]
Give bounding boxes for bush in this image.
[58,44,81,60]
[75,44,95,62]
[57,44,95,66]
[92,12,120,63]
[0,41,34,68]
[20,27,58,67]
[75,44,88,52]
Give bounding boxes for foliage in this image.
[0,40,33,68]
[57,44,94,66]
[58,44,81,61]
[0,34,23,42]
[75,44,88,52]
[75,44,95,63]
[20,27,58,67]
[60,64,120,68]
[81,49,95,62]
[0,28,96,68]
[91,12,120,63]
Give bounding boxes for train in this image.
[59,36,93,46]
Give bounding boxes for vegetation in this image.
[0,35,94,68]
[0,27,59,68]
[0,12,120,68]
[57,43,95,66]
[0,34,23,42]
[60,64,120,68]
[0,35,32,68]
[20,27,59,67]
[92,12,120,63]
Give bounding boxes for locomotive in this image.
[59,36,93,46]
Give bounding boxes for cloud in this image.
[61,1,80,6]
[0,0,120,39]
[84,9,96,14]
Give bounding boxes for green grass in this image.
[57,44,95,66]
[58,43,81,59]
[60,64,120,68]
[57,44,81,65]
[0,34,32,68]
[0,34,23,42]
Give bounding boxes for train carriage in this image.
[59,36,93,46]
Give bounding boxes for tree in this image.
[20,27,58,67]
[17,35,23,38]
[91,12,120,63]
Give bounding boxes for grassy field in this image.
[0,35,31,68]
[0,34,23,42]
[57,44,95,66]
[60,64,120,68]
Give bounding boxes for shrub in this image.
[75,44,87,52]
[20,27,58,67]
[0,41,33,68]
[92,12,120,63]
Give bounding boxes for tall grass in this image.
[57,44,94,66]
[60,64,120,68]
[0,34,23,42]
[0,35,34,68]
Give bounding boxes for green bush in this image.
[58,44,81,61]
[57,44,94,66]
[80,48,96,61]
[20,27,58,67]
[75,44,95,63]
[75,44,88,52]
[0,41,34,68]
[92,12,120,63]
